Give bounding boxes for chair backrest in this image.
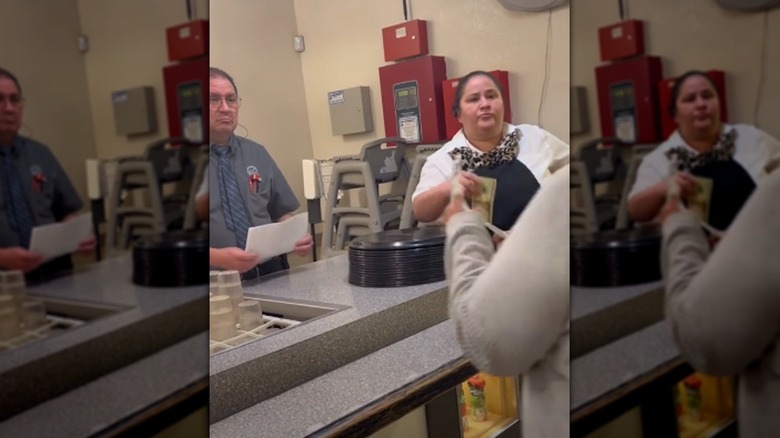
[570,161,599,235]
[360,137,408,184]
[399,144,442,229]
[105,161,166,256]
[614,144,658,230]
[183,145,209,230]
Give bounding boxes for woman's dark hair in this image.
[209,67,238,96]
[668,70,719,118]
[451,70,505,118]
[0,68,23,98]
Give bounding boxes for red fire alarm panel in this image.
[442,70,512,139]
[658,70,728,139]
[598,20,645,62]
[379,55,448,144]
[163,57,209,143]
[166,20,209,62]
[382,19,429,62]
[595,55,663,144]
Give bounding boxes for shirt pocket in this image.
[245,176,273,221]
[28,176,56,223]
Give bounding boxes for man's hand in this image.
[211,247,261,273]
[292,234,313,257]
[0,248,44,273]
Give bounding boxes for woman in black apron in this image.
[411,71,567,235]
[629,71,770,231]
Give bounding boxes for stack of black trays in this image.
[348,227,446,288]
[132,229,209,287]
[571,226,662,287]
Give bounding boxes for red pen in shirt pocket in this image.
[32,173,45,193]
[249,173,261,193]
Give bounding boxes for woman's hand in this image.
[675,172,699,202]
[456,171,482,199]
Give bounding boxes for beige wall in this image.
[210,0,569,207]
[571,0,780,149]
[1,0,97,207]
[295,0,570,160]
[78,0,209,160]
[209,0,314,208]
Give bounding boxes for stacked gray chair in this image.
[183,145,209,230]
[321,137,410,258]
[399,144,442,229]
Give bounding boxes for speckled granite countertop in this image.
[209,254,449,423]
[571,282,665,358]
[211,320,472,437]
[571,320,681,415]
[0,255,208,429]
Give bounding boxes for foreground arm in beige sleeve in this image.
[445,168,569,376]
[663,171,780,375]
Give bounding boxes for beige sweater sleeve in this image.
[445,166,569,377]
[663,170,780,375]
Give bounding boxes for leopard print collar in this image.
[664,128,737,171]
[448,129,521,171]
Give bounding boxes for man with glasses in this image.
[0,68,95,280]
[207,67,312,278]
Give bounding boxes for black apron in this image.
[689,159,755,231]
[473,159,540,231]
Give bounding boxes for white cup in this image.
[209,310,237,342]
[238,301,263,331]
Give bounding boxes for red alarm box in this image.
[442,70,512,139]
[166,20,209,62]
[382,19,429,62]
[598,20,645,62]
[658,70,728,139]
[379,55,448,144]
[595,55,664,144]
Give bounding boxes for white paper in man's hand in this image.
[245,212,308,260]
[29,213,92,261]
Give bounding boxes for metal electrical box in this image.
[379,55,448,144]
[382,19,429,62]
[328,86,373,135]
[598,20,645,62]
[658,70,728,139]
[166,20,209,62]
[112,86,157,136]
[163,57,209,143]
[441,70,512,139]
[595,55,663,143]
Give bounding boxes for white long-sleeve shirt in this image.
[445,165,569,438]
[663,169,780,438]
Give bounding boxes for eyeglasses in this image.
[0,95,23,108]
[209,95,241,109]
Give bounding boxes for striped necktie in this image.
[0,147,35,248]
[213,146,251,250]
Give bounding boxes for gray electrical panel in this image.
[112,86,157,136]
[571,86,589,135]
[328,86,373,135]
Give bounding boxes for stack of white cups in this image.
[209,270,265,342]
[0,270,48,341]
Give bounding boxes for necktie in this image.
[213,146,251,250]
[0,147,35,248]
